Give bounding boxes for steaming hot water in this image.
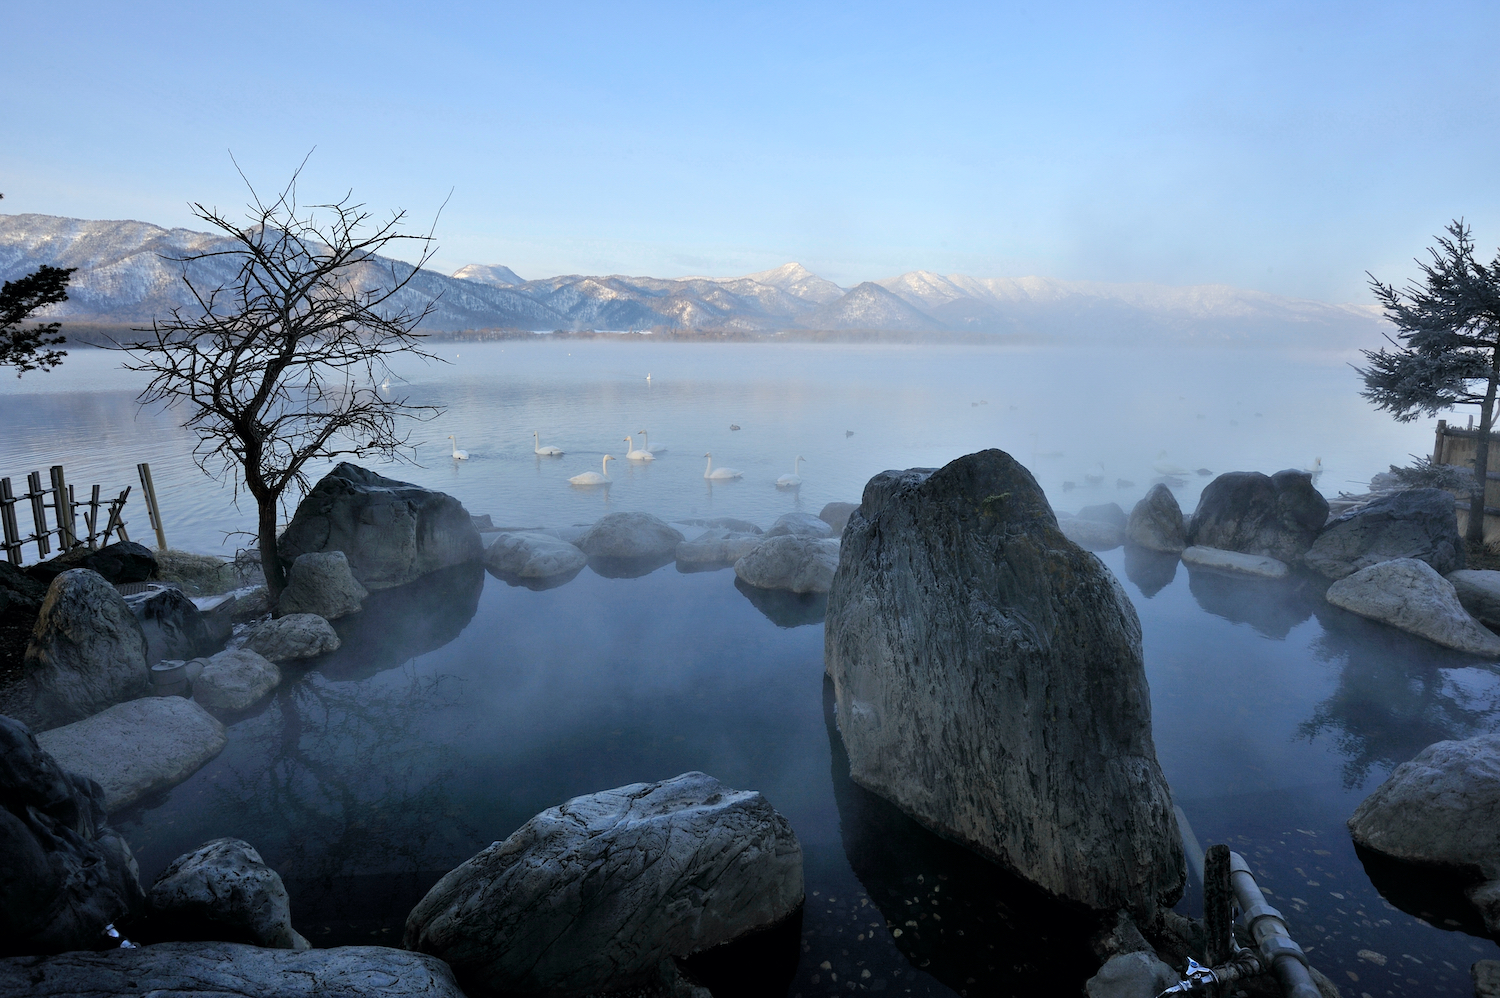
[1,339,1493,995]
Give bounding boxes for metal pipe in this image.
[1228,851,1320,998]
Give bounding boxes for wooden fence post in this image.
[137,463,167,551]
[50,466,76,551]
[26,472,50,559]
[0,478,20,565]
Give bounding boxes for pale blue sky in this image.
[3,1,1497,301]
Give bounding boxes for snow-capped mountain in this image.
[1,213,1388,346]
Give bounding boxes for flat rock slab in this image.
[1449,569,1500,629]
[36,697,226,811]
[0,941,465,998]
[484,531,587,578]
[244,613,340,662]
[1181,545,1289,578]
[1349,733,1500,933]
[1326,558,1500,656]
[405,771,803,997]
[193,648,281,711]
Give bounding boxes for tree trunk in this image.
[258,498,287,600]
[1469,354,1500,547]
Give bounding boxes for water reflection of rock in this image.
[587,553,675,580]
[821,679,1096,994]
[1353,842,1492,939]
[734,577,827,628]
[324,562,484,680]
[485,564,584,591]
[1123,544,1178,598]
[1184,564,1322,639]
[1299,603,1500,789]
[210,672,481,946]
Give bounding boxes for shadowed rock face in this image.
[278,464,482,591]
[824,449,1183,916]
[141,838,309,950]
[24,569,150,727]
[1303,487,1463,580]
[1188,470,1328,562]
[404,772,804,997]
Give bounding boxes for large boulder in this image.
[24,569,149,728]
[24,540,157,587]
[274,551,368,620]
[484,531,587,579]
[734,535,840,593]
[818,501,860,535]
[1079,502,1128,529]
[576,512,685,560]
[765,511,834,539]
[1348,734,1500,932]
[675,528,764,568]
[0,562,48,682]
[243,613,340,663]
[0,942,466,998]
[0,715,143,958]
[1188,470,1328,562]
[123,585,213,666]
[35,697,227,812]
[1303,487,1463,580]
[144,838,308,949]
[824,449,1184,916]
[1059,517,1125,550]
[192,648,280,711]
[1127,484,1187,553]
[277,463,482,591]
[1325,558,1500,656]
[1449,569,1500,629]
[405,772,803,997]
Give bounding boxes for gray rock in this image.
[818,502,860,535]
[546,523,593,545]
[734,535,840,593]
[24,569,150,728]
[244,613,340,662]
[275,551,368,620]
[675,528,764,567]
[35,697,227,811]
[1349,734,1500,933]
[1188,469,1329,562]
[1475,959,1500,998]
[1085,951,1180,998]
[1450,569,1500,629]
[484,531,587,578]
[824,449,1183,916]
[1127,484,1187,553]
[1325,558,1500,656]
[1060,517,1125,550]
[23,540,157,587]
[1303,487,1463,580]
[675,517,763,535]
[405,772,802,997]
[576,512,686,560]
[146,838,308,949]
[192,648,280,711]
[1181,545,1289,579]
[764,511,834,539]
[1079,502,1128,528]
[0,941,465,998]
[123,585,213,666]
[0,715,143,958]
[277,463,483,591]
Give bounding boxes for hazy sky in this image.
[4,1,1497,301]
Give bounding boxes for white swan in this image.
[379,376,391,390]
[777,456,804,488]
[569,455,615,486]
[534,431,564,456]
[1306,457,1324,476]
[624,435,654,462]
[638,429,666,455]
[703,452,742,480]
[1152,451,1189,476]
[447,435,469,460]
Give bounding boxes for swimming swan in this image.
[625,435,654,461]
[703,452,742,480]
[1152,451,1189,476]
[534,432,564,456]
[777,456,805,488]
[637,429,666,454]
[570,455,615,485]
[447,435,469,460]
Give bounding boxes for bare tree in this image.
[127,167,444,598]
[1360,220,1500,546]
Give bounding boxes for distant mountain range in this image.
[0,213,1387,346]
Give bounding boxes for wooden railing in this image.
[0,462,166,566]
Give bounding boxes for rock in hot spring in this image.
[404,771,803,997]
[824,449,1183,915]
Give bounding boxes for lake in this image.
[1,339,1493,996]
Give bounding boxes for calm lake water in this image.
[2,339,1495,996]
